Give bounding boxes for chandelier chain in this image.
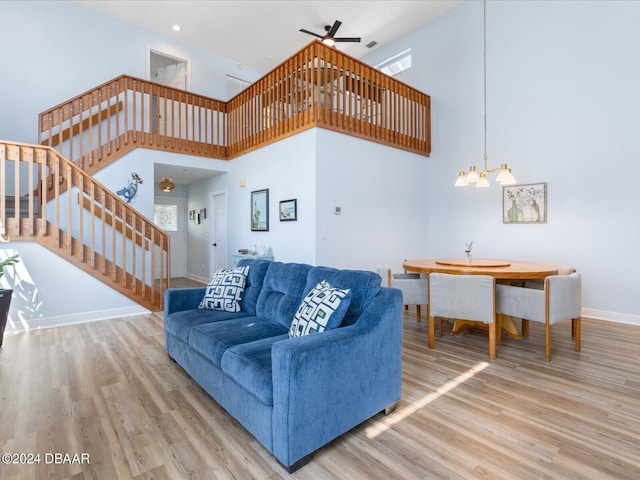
[483,0,488,170]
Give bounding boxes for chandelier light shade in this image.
[159,177,175,192]
[455,0,516,188]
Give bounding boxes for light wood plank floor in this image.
[1,308,639,479]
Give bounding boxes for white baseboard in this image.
[582,308,640,326]
[186,273,208,284]
[5,305,150,334]
[4,305,637,336]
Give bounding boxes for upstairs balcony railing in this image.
[38,41,430,172]
[39,75,227,175]
[226,41,431,159]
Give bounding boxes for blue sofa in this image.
[164,259,403,471]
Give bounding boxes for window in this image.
[374,48,412,76]
[154,204,178,232]
[227,75,251,100]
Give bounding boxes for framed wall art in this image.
[251,189,269,231]
[503,182,547,224]
[279,199,297,221]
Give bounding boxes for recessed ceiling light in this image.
[172,24,181,32]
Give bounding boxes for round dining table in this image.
[402,258,559,280]
[402,258,559,339]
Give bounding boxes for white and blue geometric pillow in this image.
[289,280,351,338]
[198,265,250,312]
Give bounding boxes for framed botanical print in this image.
[503,183,547,224]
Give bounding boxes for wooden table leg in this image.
[451,315,522,340]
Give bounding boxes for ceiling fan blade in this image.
[327,20,342,37]
[300,28,324,39]
[334,37,361,43]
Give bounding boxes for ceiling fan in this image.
[299,20,361,47]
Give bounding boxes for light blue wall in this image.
[192,130,319,277]
[1,244,146,331]
[0,0,263,144]
[0,0,257,329]
[186,128,431,277]
[3,0,638,324]
[363,0,640,320]
[315,129,430,271]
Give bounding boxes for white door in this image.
[209,191,227,274]
[154,197,187,278]
[149,50,189,136]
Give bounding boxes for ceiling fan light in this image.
[322,36,335,47]
[159,177,175,192]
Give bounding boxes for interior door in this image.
[154,197,186,278]
[209,192,227,275]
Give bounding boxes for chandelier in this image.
[159,177,175,192]
[455,0,516,188]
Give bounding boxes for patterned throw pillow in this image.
[198,265,250,312]
[289,280,351,337]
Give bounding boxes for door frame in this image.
[155,195,187,278]
[209,190,228,275]
[147,48,191,90]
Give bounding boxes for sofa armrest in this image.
[164,287,206,318]
[270,287,402,467]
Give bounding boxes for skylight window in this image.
[375,48,412,76]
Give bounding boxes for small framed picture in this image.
[251,189,269,231]
[279,199,297,221]
[503,182,547,224]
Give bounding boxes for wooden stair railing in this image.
[0,141,169,311]
[39,75,228,176]
[38,41,430,179]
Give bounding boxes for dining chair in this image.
[427,273,498,359]
[377,267,428,322]
[524,265,576,290]
[496,272,581,361]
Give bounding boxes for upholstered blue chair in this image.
[496,272,581,361]
[427,273,498,359]
[377,267,428,322]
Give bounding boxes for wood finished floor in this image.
[1,305,639,479]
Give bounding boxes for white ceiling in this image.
[74,0,461,185]
[76,0,461,72]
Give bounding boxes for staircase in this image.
[2,40,432,313]
[0,142,169,311]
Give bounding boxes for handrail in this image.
[38,41,430,172]
[39,75,227,174]
[226,41,431,158]
[0,140,169,311]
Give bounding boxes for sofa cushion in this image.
[289,280,351,337]
[188,317,288,367]
[165,309,250,343]
[221,334,288,405]
[256,262,313,328]
[304,267,382,326]
[236,259,271,315]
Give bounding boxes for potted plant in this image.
[0,254,19,347]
